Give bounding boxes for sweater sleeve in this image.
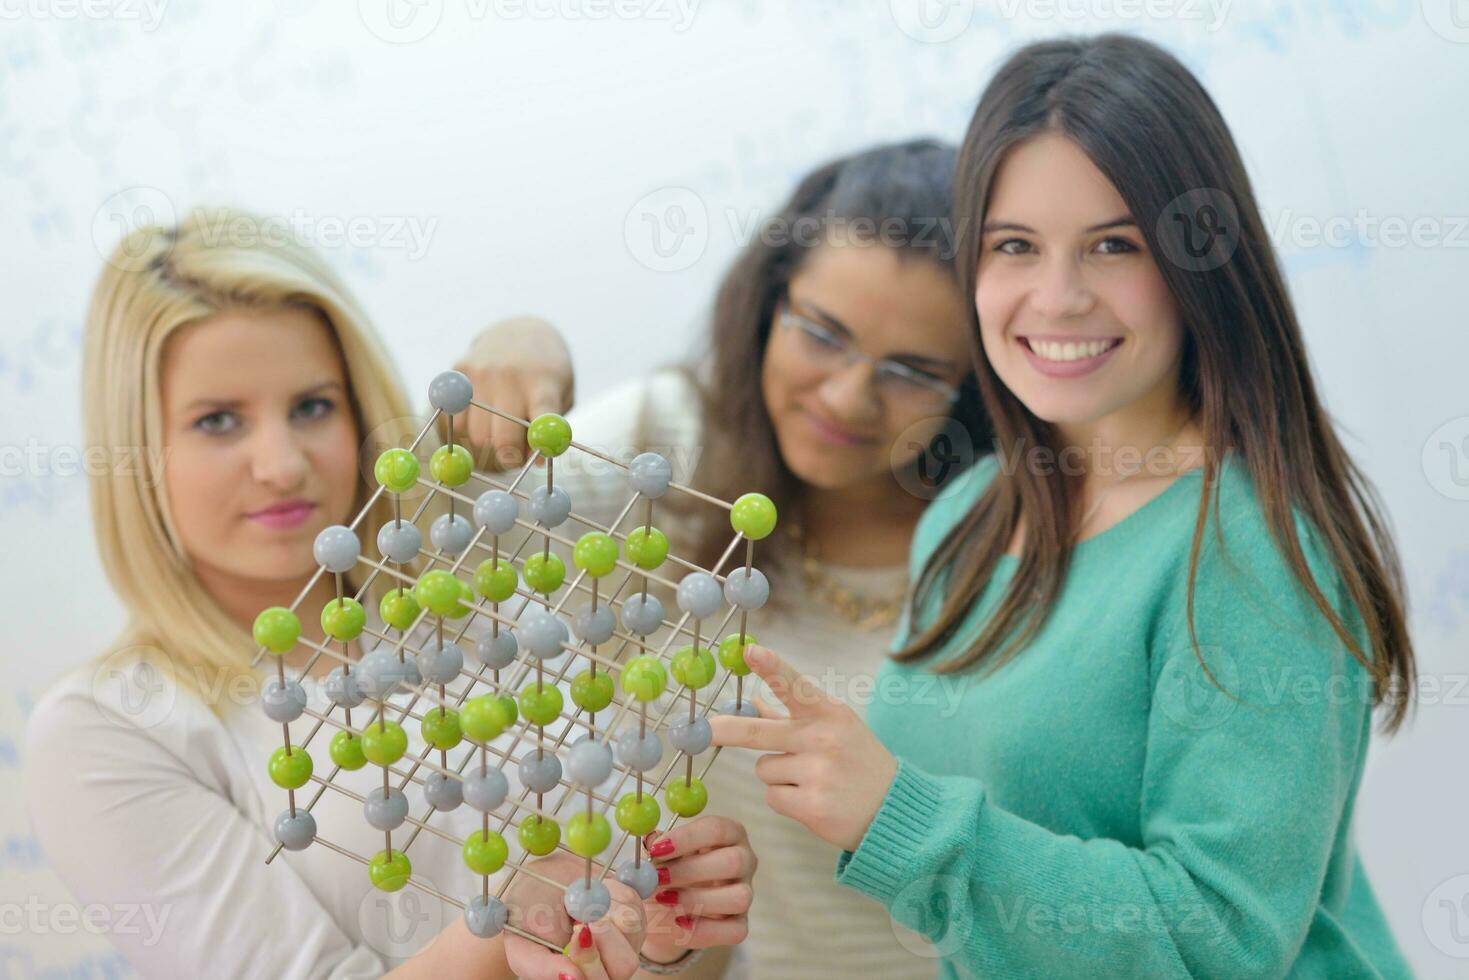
[23,677,390,979]
[836,501,1378,978]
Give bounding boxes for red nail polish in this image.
[578,923,594,949]
[649,838,675,858]
[643,832,659,849]
[675,915,695,930]
[657,866,671,885]
[655,889,679,906]
[558,974,576,980]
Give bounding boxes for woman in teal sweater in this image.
[711,34,1415,978]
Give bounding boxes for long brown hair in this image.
[893,34,1415,732]
[665,139,991,584]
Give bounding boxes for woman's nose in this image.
[1028,256,1094,320]
[250,419,310,492]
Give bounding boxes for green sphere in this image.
[414,570,462,617]
[566,812,611,857]
[620,655,667,702]
[362,719,408,766]
[463,829,509,875]
[623,526,668,570]
[369,849,412,892]
[665,776,708,818]
[379,589,421,631]
[473,559,518,603]
[461,694,512,742]
[670,645,717,690]
[320,597,366,642]
[615,792,661,836]
[730,492,777,541]
[518,682,564,727]
[329,730,368,771]
[443,578,474,620]
[526,413,572,458]
[521,552,565,594]
[573,532,619,578]
[253,607,300,654]
[430,444,473,487]
[718,633,757,676]
[518,815,560,856]
[570,670,614,713]
[268,745,313,789]
[374,448,420,494]
[420,708,462,750]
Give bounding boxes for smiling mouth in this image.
[1020,337,1123,362]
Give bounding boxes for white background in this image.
[2,1,1468,975]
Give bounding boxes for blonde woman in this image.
[452,140,987,979]
[22,208,753,979]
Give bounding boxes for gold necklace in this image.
[786,522,908,632]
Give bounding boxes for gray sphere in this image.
[464,765,509,812]
[668,716,712,756]
[723,567,769,611]
[273,809,316,851]
[717,697,760,718]
[323,665,365,709]
[614,858,659,900]
[261,676,307,723]
[566,735,613,787]
[518,750,562,794]
[428,370,474,414]
[417,641,464,686]
[464,894,508,938]
[614,729,663,773]
[472,489,519,535]
[627,452,672,499]
[474,629,518,670]
[357,647,420,699]
[676,572,723,619]
[528,484,571,528]
[572,605,616,646]
[377,520,422,564]
[363,787,410,831]
[518,608,567,660]
[313,525,361,574]
[429,513,474,556]
[563,879,612,922]
[619,593,664,635]
[423,771,463,812]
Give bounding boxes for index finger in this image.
[707,713,794,754]
[742,645,835,718]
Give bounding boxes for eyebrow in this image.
[181,380,344,413]
[788,296,961,373]
[982,215,1137,234]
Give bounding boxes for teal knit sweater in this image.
[834,453,1411,978]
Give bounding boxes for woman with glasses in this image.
[451,139,989,978]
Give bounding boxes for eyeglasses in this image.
[775,301,962,407]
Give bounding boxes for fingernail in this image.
[643,832,659,849]
[578,923,594,949]
[655,889,679,906]
[649,838,676,858]
[675,915,695,930]
[558,974,577,980]
[657,866,671,885]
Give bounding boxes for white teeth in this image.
[1024,338,1116,361]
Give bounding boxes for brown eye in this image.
[194,410,238,435]
[292,396,335,422]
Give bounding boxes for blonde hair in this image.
[83,206,422,707]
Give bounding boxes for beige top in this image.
[552,369,938,979]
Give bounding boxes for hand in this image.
[503,850,646,980]
[639,815,756,965]
[708,645,897,853]
[453,315,574,471]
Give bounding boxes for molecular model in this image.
[248,370,774,952]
